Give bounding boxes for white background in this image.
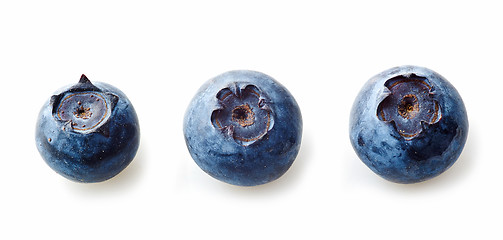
[0,0,501,239]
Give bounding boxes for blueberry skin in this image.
[184,70,302,186]
[349,66,468,183]
[35,75,140,183]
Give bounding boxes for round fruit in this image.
[184,70,302,186]
[35,75,140,183]
[349,66,468,183]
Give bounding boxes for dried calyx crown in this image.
[377,74,442,140]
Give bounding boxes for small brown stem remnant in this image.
[73,106,92,119]
[232,104,255,127]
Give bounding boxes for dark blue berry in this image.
[350,66,468,183]
[35,75,140,183]
[184,70,302,186]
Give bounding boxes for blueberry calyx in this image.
[377,74,442,140]
[211,84,274,146]
[49,75,119,135]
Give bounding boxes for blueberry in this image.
[35,75,140,183]
[349,66,468,183]
[184,70,302,186]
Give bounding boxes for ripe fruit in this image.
[184,70,302,186]
[35,75,140,183]
[349,66,468,183]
